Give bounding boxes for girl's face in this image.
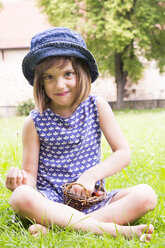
[43,60,77,113]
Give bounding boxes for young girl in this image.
[5,27,157,240]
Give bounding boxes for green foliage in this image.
[0,110,165,247]
[17,99,35,116]
[36,0,81,29]
[36,0,165,81]
[0,2,3,10]
[123,52,143,82]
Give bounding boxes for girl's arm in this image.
[21,115,40,187]
[88,96,131,181]
[5,116,40,191]
[75,96,131,196]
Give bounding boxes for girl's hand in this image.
[5,167,28,192]
[71,176,96,197]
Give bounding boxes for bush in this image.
[17,99,35,116]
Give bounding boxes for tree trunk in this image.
[115,51,128,109]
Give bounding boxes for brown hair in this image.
[33,56,91,113]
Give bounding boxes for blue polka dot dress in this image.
[30,95,119,214]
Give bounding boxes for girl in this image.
[6,27,157,240]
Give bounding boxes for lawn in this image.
[0,109,164,247]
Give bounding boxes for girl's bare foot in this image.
[28,224,49,237]
[28,221,154,242]
[119,224,154,242]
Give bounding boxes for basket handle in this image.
[64,182,90,204]
[98,179,103,191]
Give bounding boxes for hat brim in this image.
[22,42,98,85]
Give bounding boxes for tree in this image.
[37,0,165,108]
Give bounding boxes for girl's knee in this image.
[136,184,157,211]
[10,185,35,213]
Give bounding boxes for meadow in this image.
[0,109,164,247]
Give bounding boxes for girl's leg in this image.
[10,185,154,240]
[90,184,157,225]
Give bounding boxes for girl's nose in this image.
[56,77,65,89]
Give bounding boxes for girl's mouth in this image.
[55,91,69,96]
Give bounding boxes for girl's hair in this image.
[33,56,91,113]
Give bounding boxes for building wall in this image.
[92,61,165,102]
[0,49,33,112]
[0,49,165,116]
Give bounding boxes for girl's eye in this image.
[65,71,74,77]
[43,74,53,80]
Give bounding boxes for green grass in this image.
[0,110,165,247]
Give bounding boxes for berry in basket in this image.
[92,190,104,197]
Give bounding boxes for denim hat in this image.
[22,27,99,85]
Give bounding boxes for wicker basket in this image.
[62,182,108,211]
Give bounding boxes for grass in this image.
[0,109,165,247]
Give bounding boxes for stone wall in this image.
[1,99,164,118]
[109,99,165,109]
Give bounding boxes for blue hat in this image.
[22,27,99,85]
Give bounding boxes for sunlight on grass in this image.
[0,117,24,173]
[0,110,165,247]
